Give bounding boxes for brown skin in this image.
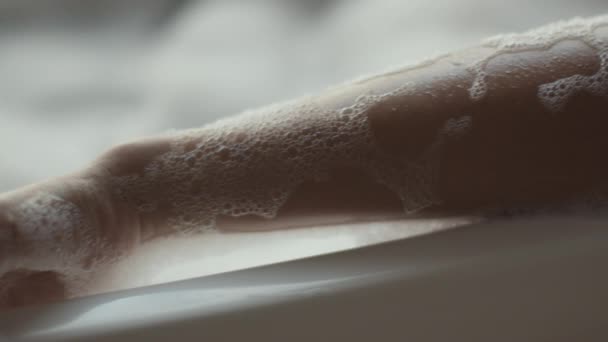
[365,39,607,210]
[1,25,608,308]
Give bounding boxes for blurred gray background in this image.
[1,0,608,191]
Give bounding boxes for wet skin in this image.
[1,20,608,308]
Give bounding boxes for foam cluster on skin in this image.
[116,15,608,238]
[114,82,472,235]
[0,192,113,296]
[468,15,608,109]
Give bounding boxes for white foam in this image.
[1,191,125,297]
[111,81,456,239]
[468,15,608,111]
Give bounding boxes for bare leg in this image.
[94,17,608,235]
[2,15,608,308]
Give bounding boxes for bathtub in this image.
[1,216,606,341]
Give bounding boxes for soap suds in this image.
[468,15,608,110]
[115,15,608,237]
[113,85,455,237]
[1,192,123,296]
